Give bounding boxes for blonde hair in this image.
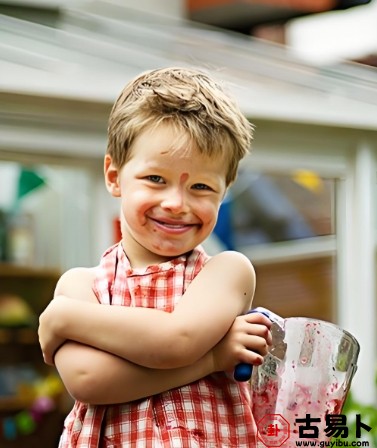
[107,66,253,185]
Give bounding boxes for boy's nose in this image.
[161,188,189,214]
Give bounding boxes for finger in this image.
[43,352,50,365]
[244,323,272,345]
[240,349,264,367]
[244,313,272,328]
[46,354,55,366]
[244,334,270,356]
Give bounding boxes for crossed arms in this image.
[39,251,271,404]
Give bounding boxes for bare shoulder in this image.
[192,251,255,312]
[55,267,98,301]
[206,250,255,279]
[56,267,97,287]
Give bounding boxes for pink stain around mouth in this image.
[150,217,194,235]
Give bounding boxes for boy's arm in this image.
[55,310,267,405]
[54,341,213,404]
[46,268,214,404]
[40,251,269,369]
[43,258,270,404]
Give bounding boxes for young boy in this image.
[39,66,272,447]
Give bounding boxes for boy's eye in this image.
[146,175,164,183]
[192,183,212,191]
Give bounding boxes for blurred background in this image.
[0,0,376,446]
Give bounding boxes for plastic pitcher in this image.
[251,313,360,447]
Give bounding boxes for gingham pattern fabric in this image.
[59,243,257,447]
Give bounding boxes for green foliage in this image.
[333,373,377,445]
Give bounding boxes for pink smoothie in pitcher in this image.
[251,317,359,447]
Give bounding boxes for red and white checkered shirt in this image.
[59,243,257,447]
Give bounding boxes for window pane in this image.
[0,161,93,269]
[214,170,335,250]
[211,169,337,322]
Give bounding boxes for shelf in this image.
[0,328,42,364]
[0,263,60,279]
[0,328,38,345]
[0,263,65,447]
[0,396,33,412]
[0,265,60,317]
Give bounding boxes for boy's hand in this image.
[38,297,67,366]
[211,312,272,373]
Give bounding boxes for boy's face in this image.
[105,123,228,267]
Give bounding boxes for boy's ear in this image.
[104,155,121,197]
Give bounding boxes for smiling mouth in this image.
[150,218,196,230]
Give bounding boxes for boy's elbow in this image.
[71,377,92,404]
[55,343,100,404]
[58,365,94,403]
[153,331,199,369]
[142,320,201,369]
[173,332,201,366]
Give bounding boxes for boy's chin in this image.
[154,246,194,259]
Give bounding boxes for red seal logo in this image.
[257,413,290,447]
